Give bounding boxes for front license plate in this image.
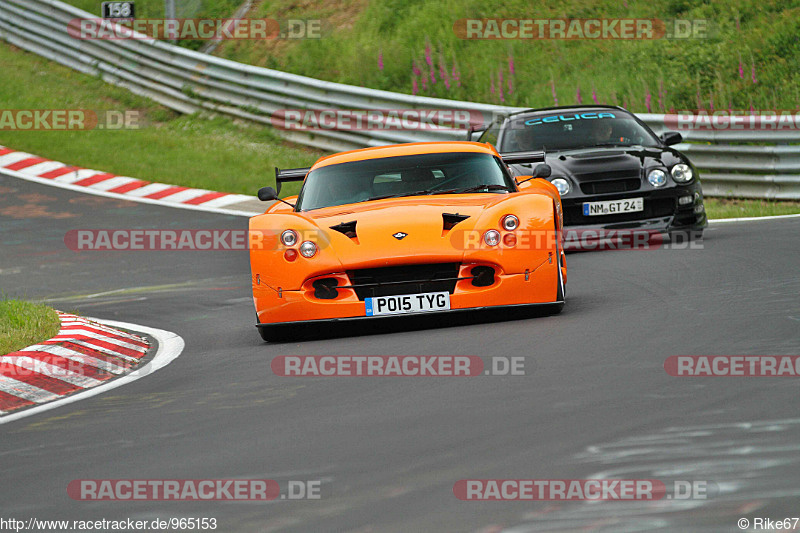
[583,197,644,216]
[365,292,451,317]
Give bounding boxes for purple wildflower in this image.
[378,51,383,71]
[439,55,449,89]
[576,85,582,104]
[451,62,462,88]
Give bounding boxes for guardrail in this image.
[1,0,799,199]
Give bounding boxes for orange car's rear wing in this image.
[275,167,310,194]
[499,150,546,165]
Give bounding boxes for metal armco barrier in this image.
[1,0,799,198]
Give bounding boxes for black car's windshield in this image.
[296,152,515,211]
[497,110,660,152]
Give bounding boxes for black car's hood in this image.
[511,145,686,182]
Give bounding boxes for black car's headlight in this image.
[671,163,693,183]
[647,169,667,187]
[550,178,570,195]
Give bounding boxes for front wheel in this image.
[555,211,566,304]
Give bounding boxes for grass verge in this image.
[207,0,800,113]
[0,42,324,196]
[704,198,800,219]
[0,300,61,355]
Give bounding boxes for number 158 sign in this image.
[102,1,135,19]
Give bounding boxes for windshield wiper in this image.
[366,189,439,201]
[572,142,633,149]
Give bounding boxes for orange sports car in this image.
[250,141,566,341]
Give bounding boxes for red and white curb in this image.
[0,312,184,424]
[0,145,261,216]
[2,144,799,223]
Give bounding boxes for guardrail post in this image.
[165,0,176,43]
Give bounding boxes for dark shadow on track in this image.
[259,302,566,344]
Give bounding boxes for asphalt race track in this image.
[1,173,799,532]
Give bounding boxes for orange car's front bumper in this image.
[254,260,562,326]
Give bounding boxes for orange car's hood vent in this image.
[442,213,470,231]
[330,220,358,239]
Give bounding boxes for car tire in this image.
[551,212,565,313]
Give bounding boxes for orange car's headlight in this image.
[299,241,318,258]
[483,230,500,246]
[281,230,298,246]
[501,215,519,231]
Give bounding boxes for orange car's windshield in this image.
[296,152,514,211]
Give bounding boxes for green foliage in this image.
[205,0,800,112]
[0,42,324,195]
[0,299,61,355]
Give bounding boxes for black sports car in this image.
[478,105,707,240]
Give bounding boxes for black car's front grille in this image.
[564,197,675,225]
[346,263,461,300]
[580,178,641,195]
[573,168,642,195]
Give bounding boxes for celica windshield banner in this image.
[525,112,617,126]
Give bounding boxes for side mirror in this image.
[660,131,683,146]
[533,163,551,178]
[258,186,278,202]
[259,186,296,208]
[515,164,552,185]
